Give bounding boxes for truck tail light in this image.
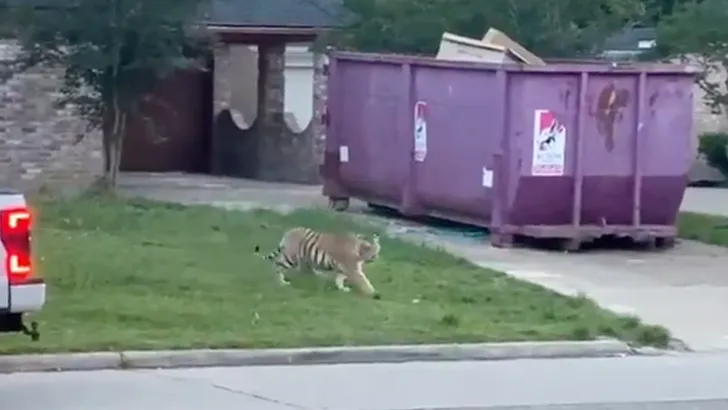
[0,207,32,285]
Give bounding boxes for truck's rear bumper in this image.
[0,312,33,333]
[10,279,46,313]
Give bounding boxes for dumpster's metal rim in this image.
[330,50,697,75]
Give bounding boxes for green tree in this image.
[337,0,646,57]
[657,0,728,115]
[643,0,697,23]
[6,0,211,189]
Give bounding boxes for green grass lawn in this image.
[678,212,728,246]
[0,196,670,354]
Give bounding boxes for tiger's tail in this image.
[254,245,280,261]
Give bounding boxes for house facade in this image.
[0,40,103,194]
[0,0,343,193]
[603,27,728,138]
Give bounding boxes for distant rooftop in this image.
[604,27,657,52]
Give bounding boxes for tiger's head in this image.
[357,233,381,263]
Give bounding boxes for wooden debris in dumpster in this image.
[481,27,546,66]
[435,32,521,63]
[435,29,546,67]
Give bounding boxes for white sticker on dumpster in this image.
[532,109,566,176]
[482,167,493,188]
[414,101,428,162]
[339,146,349,163]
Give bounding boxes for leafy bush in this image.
[698,132,728,176]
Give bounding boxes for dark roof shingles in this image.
[206,0,346,27]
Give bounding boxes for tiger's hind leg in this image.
[261,246,293,286]
[334,273,351,292]
[274,264,292,286]
[277,271,291,286]
[278,273,291,286]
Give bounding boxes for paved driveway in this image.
[117,173,728,351]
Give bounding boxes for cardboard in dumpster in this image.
[435,29,546,67]
[436,32,521,64]
[482,28,546,66]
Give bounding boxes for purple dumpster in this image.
[320,51,695,249]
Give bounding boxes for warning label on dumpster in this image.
[532,109,565,176]
[414,101,428,162]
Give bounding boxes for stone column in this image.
[312,51,329,168]
[258,43,285,121]
[211,42,233,175]
[248,43,319,183]
[255,43,286,181]
[259,42,323,183]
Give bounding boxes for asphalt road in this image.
[4,352,728,410]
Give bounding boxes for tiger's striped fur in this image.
[254,227,380,296]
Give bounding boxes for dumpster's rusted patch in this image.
[560,89,572,108]
[648,91,659,107]
[595,84,629,152]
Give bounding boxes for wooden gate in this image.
[120,68,212,173]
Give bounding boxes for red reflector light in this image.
[0,207,32,285]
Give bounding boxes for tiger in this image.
[358,231,381,263]
[254,227,381,297]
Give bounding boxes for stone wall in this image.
[692,66,728,135]
[669,54,728,156]
[211,42,324,184]
[0,40,102,194]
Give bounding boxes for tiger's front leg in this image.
[348,263,376,297]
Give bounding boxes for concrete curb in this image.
[0,352,122,373]
[0,339,644,373]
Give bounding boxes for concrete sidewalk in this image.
[360,186,728,351]
[681,187,728,217]
[4,353,728,409]
[378,220,728,352]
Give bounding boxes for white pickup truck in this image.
[0,190,45,341]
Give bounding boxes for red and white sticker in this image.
[532,109,566,176]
